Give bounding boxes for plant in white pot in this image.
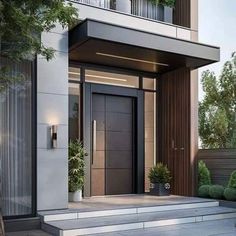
[148,162,172,196]
[68,140,87,202]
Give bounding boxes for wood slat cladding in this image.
[174,0,191,28]
[198,149,236,186]
[158,68,194,196]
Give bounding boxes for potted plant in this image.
[148,162,171,196]
[149,0,175,8]
[68,140,87,202]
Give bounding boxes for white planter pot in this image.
[69,190,82,202]
[116,0,131,14]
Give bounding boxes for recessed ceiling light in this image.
[96,52,169,67]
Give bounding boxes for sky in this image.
[198,0,236,100]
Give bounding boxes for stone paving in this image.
[6,218,236,236]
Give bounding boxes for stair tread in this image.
[44,206,236,230]
[39,199,218,216]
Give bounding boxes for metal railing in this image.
[73,0,171,22]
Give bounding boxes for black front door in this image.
[91,94,134,196]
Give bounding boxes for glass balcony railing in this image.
[74,0,173,23]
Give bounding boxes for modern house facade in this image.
[0,0,220,219]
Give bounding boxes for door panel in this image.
[91,94,134,196]
[106,169,133,195]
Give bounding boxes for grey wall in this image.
[198,149,236,186]
[37,25,69,211]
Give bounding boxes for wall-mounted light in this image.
[51,125,58,148]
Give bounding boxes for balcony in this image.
[73,0,173,23]
[71,0,193,42]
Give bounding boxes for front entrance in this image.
[91,94,135,196]
[83,83,145,197]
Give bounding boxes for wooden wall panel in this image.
[174,0,191,28]
[198,149,236,186]
[158,68,196,196]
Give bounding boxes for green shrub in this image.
[198,185,211,198]
[68,140,87,192]
[228,170,236,188]
[224,187,236,201]
[209,185,224,199]
[148,163,171,184]
[198,160,211,187]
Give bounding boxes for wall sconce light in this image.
[51,125,58,148]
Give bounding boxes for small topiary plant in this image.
[209,185,224,199]
[148,163,171,184]
[227,170,236,188]
[224,188,236,201]
[198,160,211,187]
[198,185,211,198]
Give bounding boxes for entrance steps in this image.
[40,200,236,236]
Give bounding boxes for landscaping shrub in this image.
[198,160,211,187]
[227,170,236,188]
[224,187,236,201]
[209,185,224,199]
[198,185,211,198]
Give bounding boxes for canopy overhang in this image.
[69,19,220,73]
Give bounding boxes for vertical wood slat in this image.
[173,0,191,28]
[158,68,193,196]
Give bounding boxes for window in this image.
[144,92,156,191]
[85,69,139,88]
[0,57,34,216]
[69,83,81,141]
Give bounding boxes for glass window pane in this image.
[144,92,156,192]
[69,67,80,81]
[143,77,156,90]
[85,69,139,88]
[0,57,33,216]
[69,83,81,140]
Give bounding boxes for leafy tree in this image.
[199,53,236,148]
[0,0,78,89]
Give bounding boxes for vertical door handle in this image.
[172,139,178,151]
[92,120,96,164]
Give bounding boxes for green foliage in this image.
[228,170,236,188]
[198,185,211,198]
[224,187,236,201]
[148,162,171,184]
[199,53,236,148]
[149,0,175,8]
[198,160,211,187]
[209,185,225,199]
[68,140,87,192]
[0,0,78,87]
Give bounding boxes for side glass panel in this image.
[69,83,81,141]
[144,92,156,192]
[143,77,156,90]
[0,57,33,216]
[85,69,139,88]
[69,67,81,81]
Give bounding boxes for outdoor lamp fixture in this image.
[51,125,58,148]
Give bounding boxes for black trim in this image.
[32,58,37,217]
[70,61,159,80]
[4,217,40,232]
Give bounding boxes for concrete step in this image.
[40,200,219,222]
[41,206,236,236]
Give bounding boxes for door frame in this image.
[83,83,144,197]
